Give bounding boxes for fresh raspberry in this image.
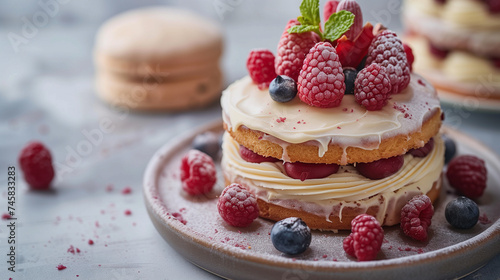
[323,0,340,21]
[246,49,277,89]
[446,155,487,199]
[297,42,345,108]
[217,183,259,227]
[484,0,500,14]
[354,63,391,110]
[403,43,414,72]
[18,141,55,190]
[275,20,320,82]
[400,194,434,241]
[180,149,216,196]
[366,30,410,94]
[343,214,384,261]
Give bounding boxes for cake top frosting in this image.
[222,74,440,157]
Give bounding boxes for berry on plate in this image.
[217,183,259,227]
[403,43,414,72]
[297,42,345,108]
[246,49,277,89]
[275,19,320,82]
[19,141,55,190]
[191,131,221,160]
[446,155,487,199]
[355,155,404,180]
[284,161,339,181]
[366,30,410,94]
[445,196,479,229]
[269,75,297,103]
[400,194,434,241]
[343,214,384,261]
[271,217,311,255]
[180,149,217,196]
[354,63,392,110]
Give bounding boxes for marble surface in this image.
[0,0,499,279]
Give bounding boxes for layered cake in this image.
[403,0,500,100]
[220,1,444,230]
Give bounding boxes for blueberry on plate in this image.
[442,134,457,164]
[445,196,479,229]
[270,217,311,255]
[191,131,221,160]
[343,67,358,95]
[269,75,297,103]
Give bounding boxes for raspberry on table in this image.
[180,149,217,196]
[400,194,434,241]
[366,30,410,94]
[275,19,320,82]
[246,49,277,90]
[354,63,392,111]
[18,141,55,190]
[343,214,384,261]
[446,155,487,199]
[217,183,259,227]
[297,42,345,108]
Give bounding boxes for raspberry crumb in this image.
[88,239,94,245]
[276,117,286,123]
[57,264,67,271]
[121,187,132,194]
[172,212,187,225]
[479,213,492,224]
[124,210,132,216]
[2,213,11,220]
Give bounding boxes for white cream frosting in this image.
[221,75,440,160]
[222,133,444,225]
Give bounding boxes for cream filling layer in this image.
[409,36,500,86]
[221,75,440,159]
[406,0,500,30]
[222,132,444,202]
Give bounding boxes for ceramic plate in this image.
[143,120,500,280]
[438,88,500,114]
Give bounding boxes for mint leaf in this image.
[299,0,320,26]
[323,10,355,41]
[288,25,320,35]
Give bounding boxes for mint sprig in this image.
[288,0,354,42]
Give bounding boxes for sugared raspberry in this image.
[323,0,340,21]
[366,30,410,94]
[18,141,55,190]
[217,183,259,227]
[275,20,320,82]
[446,155,487,199]
[403,43,414,72]
[400,194,434,241]
[297,42,345,108]
[354,63,391,110]
[246,49,277,89]
[180,149,216,196]
[343,214,384,261]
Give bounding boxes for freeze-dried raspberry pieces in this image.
[297,42,345,108]
[446,155,487,199]
[275,19,320,82]
[217,183,259,227]
[343,214,384,261]
[366,30,411,94]
[180,149,216,196]
[400,195,434,241]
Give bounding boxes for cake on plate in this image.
[220,0,444,230]
[403,0,500,101]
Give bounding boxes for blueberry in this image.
[356,56,367,71]
[269,75,297,103]
[343,67,358,95]
[442,134,457,164]
[270,217,311,255]
[191,131,221,160]
[445,196,479,229]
